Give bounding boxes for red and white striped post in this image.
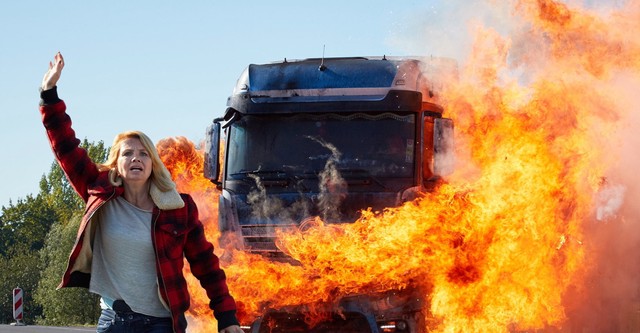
[12,287,24,325]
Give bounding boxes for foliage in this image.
[0,139,107,325]
[0,193,56,324]
[0,139,106,256]
[38,138,108,222]
[0,194,57,256]
[0,250,41,324]
[33,213,100,325]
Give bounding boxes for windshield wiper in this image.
[231,170,289,179]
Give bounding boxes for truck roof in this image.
[226,56,456,115]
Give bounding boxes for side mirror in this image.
[204,121,221,184]
[433,118,454,177]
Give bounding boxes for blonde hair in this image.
[99,130,177,192]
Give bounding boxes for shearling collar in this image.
[108,168,184,210]
[150,182,184,210]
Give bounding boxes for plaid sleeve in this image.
[181,195,239,329]
[39,89,99,202]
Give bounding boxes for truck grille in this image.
[241,224,297,257]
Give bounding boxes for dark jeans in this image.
[97,308,172,333]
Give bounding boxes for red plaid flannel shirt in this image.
[39,88,238,332]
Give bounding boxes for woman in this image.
[39,52,244,333]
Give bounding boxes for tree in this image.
[0,192,57,324]
[38,138,107,222]
[0,195,57,256]
[0,250,41,324]
[0,138,107,325]
[33,213,100,325]
[0,139,106,256]
[32,139,107,325]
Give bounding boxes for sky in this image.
[4,1,638,329]
[0,0,463,209]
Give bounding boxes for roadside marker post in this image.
[12,287,25,326]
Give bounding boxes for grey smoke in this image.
[306,136,348,222]
[246,136,347,226]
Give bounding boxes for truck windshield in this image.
[226,112,415,179]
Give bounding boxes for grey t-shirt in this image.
[90,196,170,317]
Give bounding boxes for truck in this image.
[204,56,456,333]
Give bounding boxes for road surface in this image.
[0,325,93,332]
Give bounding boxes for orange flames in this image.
[157,1,640,331]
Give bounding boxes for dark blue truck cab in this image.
[205,56,455,333]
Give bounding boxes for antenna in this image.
[319,45,326,71]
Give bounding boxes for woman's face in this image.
[117,137,153,186]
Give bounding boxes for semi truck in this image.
[204,56,456,333]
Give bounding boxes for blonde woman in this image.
[39,52,243,333]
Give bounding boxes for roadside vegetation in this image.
[0,140,106,325]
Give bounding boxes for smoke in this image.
[578,71,640,330]
[245,136,347,227]
[307,136,348,222]
[247,175,297,223]
[389,1,516,63]
[595,180,625,222]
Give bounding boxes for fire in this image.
[156,1,640,332]
[157,137,223,330]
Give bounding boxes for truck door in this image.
[422,116,454,182]
[434,117,454,177]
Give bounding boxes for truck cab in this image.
[205,56,455,332]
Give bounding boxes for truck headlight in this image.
[379,320,408,332]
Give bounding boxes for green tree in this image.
[0,139,106,256]
[34,213,100,325]
[0,195,57,256]
[33,139,107,325]
[0,193,56,324]
[0,250,41,324]
[38,138,107,222]
[0,139,107,325]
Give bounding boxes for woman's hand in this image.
[219,325,244,333]
[41,52,65,91]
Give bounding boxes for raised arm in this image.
[39,52,100,202]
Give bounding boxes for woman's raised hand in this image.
[41,52,65,91]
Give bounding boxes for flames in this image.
[155,1,640,332]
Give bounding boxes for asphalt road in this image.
[0,325,94,332]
